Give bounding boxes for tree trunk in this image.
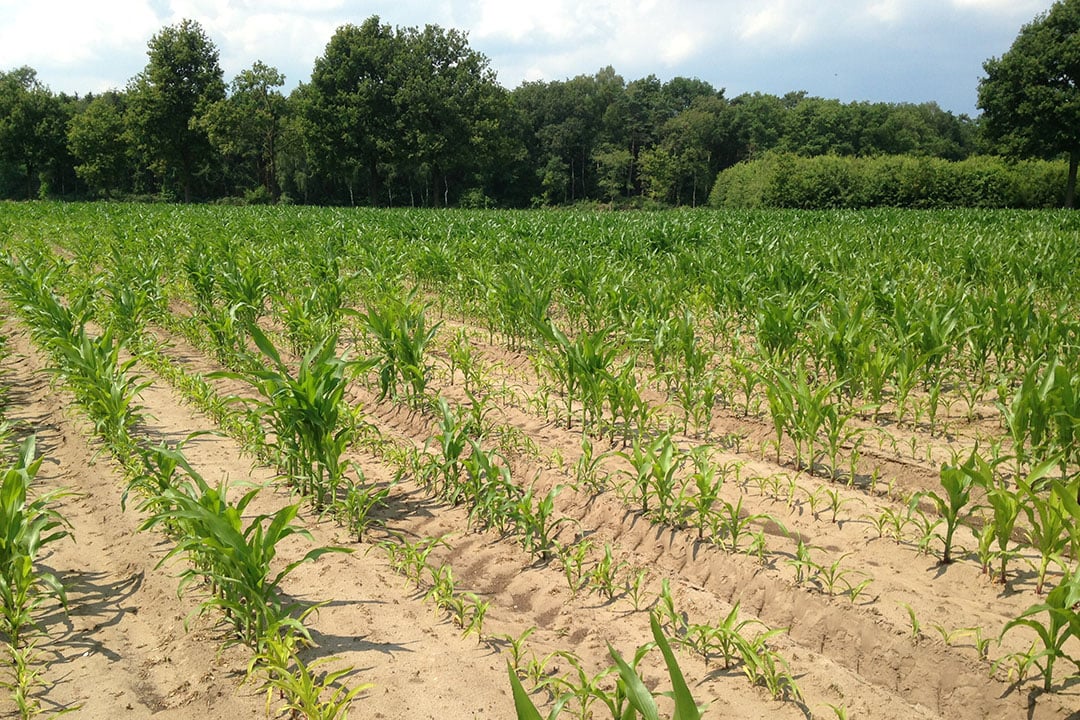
[1066,149,1078,209]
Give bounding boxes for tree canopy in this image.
[0,67,69,199]
[125,19,225,202]
[2,13,1054,208]
[978,0,1080,208]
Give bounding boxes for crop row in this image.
[5,204,1080,714]
[0,252,373,718]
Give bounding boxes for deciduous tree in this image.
[68,91,130,198]
[0,67,67,198]
[302,17,398,205]
[200,61,288,200]
[126,19,225,202]
[978,0,1080,207]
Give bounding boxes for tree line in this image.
[0,12,1072,207]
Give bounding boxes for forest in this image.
[0,14,1070,208]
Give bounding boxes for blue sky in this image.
[0,0,1057,116]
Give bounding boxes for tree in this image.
[200,61,288,200]
[637,146,679,203]
[68,91,131,198]
[978,0,1080,208]
[714,92,788,169]
[126,19,225,201]
[513,69,620,204]
[658,100,724,205]
[390,24,508,206]
[605,74,670,195]
[302,17,398,205]
[0,67,67,199]
[592,143,632,202]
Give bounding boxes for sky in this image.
[0,0,1058,116]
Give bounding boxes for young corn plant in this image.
[979,482,1023,585]
[446,327,482,392]
[653,441,691,528]
[816,554,868,597]
[212,325,371,510]
[823,487,863,524]
[426,397,471,500]
[713,496,780,554]
[760,365,845,472]
[786,538,820,587]
[533,319,618,431]
[1015,459,1069,594]
[618,433,686,519]
[548,650,617,720]
[515,485,576,562]
[655,578,686,638]
[623,568,651,612]
[361,289,441,411]
[508,613,704,720]
[997,356,1080,480]
[589,544,630,602]
[1051,478,1080,568]
[0,437,73,717]
[462,442,521,535]
[617,433,659,515]
[381,535,450,588]
[500,626,538,678]
[739,628,802,702]
[606,358,652,446]
[100,248,165,343]
[1,256,93,352]
[899,602,922,642]
[686,448,723,540]
[333,477,392,542]
[686,601,766,670]
[124,433,207,516]
[555,539,592,597]
[999,568,1080,692]
[47,326,149,455]
[572,436,612,492]
[460,594,490,642]
[911,451,980,564]
[142,476,349,651]
[250,625,371,720]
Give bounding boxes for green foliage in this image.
[710,153,1066,209]
[212,326,370,510]
[361,289,440,410]
[978,0,1080,206]
[1000,568,1080,692]
[125,19,226,202]
[0,67,69,200]
[142,476,350,651]
[67,92,131,199]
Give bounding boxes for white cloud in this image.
[0,0,160,69]
[950,0,1044,13]
[0,0,1063,112]
[659,31,704,65]
[865,0,902,24]
[470,1,601,43]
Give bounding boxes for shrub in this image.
[710,152,1067,209]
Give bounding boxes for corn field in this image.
[0,201,1078,719]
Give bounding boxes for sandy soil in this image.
[1,304,1079,720]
